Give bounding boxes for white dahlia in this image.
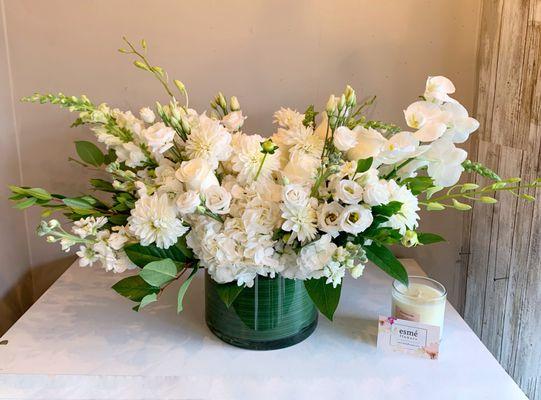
[128,193,189,249]
[183,114,232,168]
[230,133,281,184]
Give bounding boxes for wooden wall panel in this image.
[461,0,541,398]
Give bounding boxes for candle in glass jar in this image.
[391,276,446,339]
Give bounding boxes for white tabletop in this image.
[0,259,526,400]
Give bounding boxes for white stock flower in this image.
[333,126,358,151]
[298,234,337,279]
[128,193,189,249]
[339,205,373,234]
[139,107,156,124]
[175,158,219,192]
[273,107,304,129]
[184,114,232,167]
[324,261,345,288]
[350,263,365,279]
[113,110,145,137]
[347,126,387,161]
[422,138,468,187]
[93,126,123,148]
[204,185,232,214]
[424,76,456,104]
[363,179,391,206]
[116,142,147,168]
[383,180,420,234]
[76,245,99,267]
[108,227,129,251]
[222,111,246,132]
[72,216,108,238]
[334,179,363,204]
[317,201,344,237]
[142,122,175,154]
[176,190,201,214]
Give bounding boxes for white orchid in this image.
[424,76,456,104]
[422,138,468,187]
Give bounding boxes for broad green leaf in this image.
[112,275,159,302]
[140,259,179,287]
[304,277,341,321]
[108,214,129,226]
[365,227,402,245]
[372,201,402,217]
[75,140,104,166]
[214,281,245,308]
[25,188,52,201]
[400,176,434,195]
[356,157,373,173]
[417,232,446,245]
[133,293,158,311]
[177,266,199,313]
[14,197,37,209]
[90,179,116,193]
[125,237,193,267]
[364,243,408,286]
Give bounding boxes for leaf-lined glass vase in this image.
[205,272,318,350]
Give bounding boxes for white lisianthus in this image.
[184,114,232,167]
[339,205,373,234]
[139,107,156,124]
[422,138,468,187]
[334,179,363,204]
[282,184,310,208]
[347,126,387,161]
[176,190,201,214]
[424,76,456,104]
[383,180,420,234]
[175,158,219,192]
[298,234,337,279]
[363,179,391,206]
[222,111,246,132]
[204,185,232,214]
[273,107,304,129]
[333,126,358,151]
[128,193,189,249]
[317,201,344,237]
[355,167,379,187]
[142,122,175,154]
[116,142,147,168]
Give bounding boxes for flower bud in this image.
[426,202,445,211]
[180,118,191,134]
[401,230,419,247]
[46,235,57,243]
[452,199,472,211]
[326,95,337,115]
[338,94,346,111]
[217,92,227,110]
[260,139,278,154]
[174,79,185,93]
[133,60,149,71]
[480,196,497,204]
[230,96,240,111]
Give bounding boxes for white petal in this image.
[413,122,447,142]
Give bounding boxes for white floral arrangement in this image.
[10,38,539,318]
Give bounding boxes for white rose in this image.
[282,183,310,208]
[142,122,175,154]
[333,126,358,151]
[363,179,390,206]
[175,158,219,192]
[339,205,373,234]
[317,201,344,237]
[176,190,201,214]
[204,185,232,214]
[334,179,363,204]
[139,107,156,124]
[221,111,246,132]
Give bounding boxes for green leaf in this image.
[303,277,341,321]
[401,176,434,195]
[75,140,104,166]
[417,232,446,245]
[124,238,193,267]
[90,179,116,193]
[372,201,402,217]
[302,105,318,127]
[364,243,408,285]
[133,293,158,311]
[356,157,373,173]
[63,197,94,210]
[108,214,129,225]
[112,275,159,302]
[177,265,199,313]
[14,197,37,209]
[140,259,179,287]
[214,281,245,308]
[25,188,52,201]
[365,227,402,245]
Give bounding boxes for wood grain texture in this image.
[461,0,541,398]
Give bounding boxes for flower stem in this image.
[254,153,268,182]
[384,158,415,180]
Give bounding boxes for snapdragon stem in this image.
[426,182,540,203]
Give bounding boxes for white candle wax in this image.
[391,276,446,339]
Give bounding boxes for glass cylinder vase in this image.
[205,272,318,350]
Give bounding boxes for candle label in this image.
[377,316,440,360]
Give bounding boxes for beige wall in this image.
[0,0,481,332]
